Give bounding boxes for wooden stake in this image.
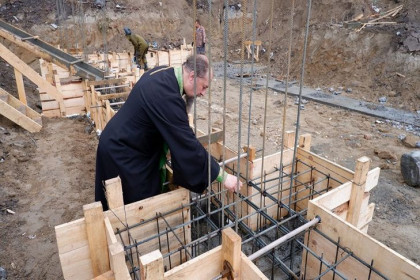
[346,156,370,226]
[298,134,312,151]
[140,250,164,280]
[83,202,110,277]
[222,228,241,279]
[105,176,124,210]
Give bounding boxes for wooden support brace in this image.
[222,228,241,280]
[140,250,164,280]
[83,202,110,277]
[14,68,27,105]
[243,145,256,162]
[105,176,124,210]
[346,156,371,226]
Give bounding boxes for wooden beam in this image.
[298,133,311,151]
[346,157,370,226]
[105,176,124,210]
[14,68,27,105]
[140,250,164,280]
[222,228,241,280]
[196,128,224,145]
[83,202,110,277]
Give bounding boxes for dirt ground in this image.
[0,0,419,279]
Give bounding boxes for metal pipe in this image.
[219,152,248,166]
[248,216,320,261]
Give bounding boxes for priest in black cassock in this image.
[95,54,241,210]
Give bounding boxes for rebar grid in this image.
[108,159,381,279]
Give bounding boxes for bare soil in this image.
[0,0,419,279]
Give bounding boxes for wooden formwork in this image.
[55,176,266,280]
[37,48,192,119]
[301,182,420,279]
[55,179,191,280]
[208,131,379,233]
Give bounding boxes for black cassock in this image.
[95,66,219,210]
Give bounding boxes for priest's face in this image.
[184,71,211,98]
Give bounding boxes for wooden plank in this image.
[105,176,124,210]
[55,218,88,254]
[240,253,268,280]
[347,157,370,226]
[140,250,164,280]
[222,228,241,279]
[0,90,42,133]
[305,200,420,279]
[40,89,84,101]
[53,74,66,115]
[109,243,131,280]
[164,247,222,280]
[365,167,380,192]
[41,96,85,110]
[59,245,93,280]
[104,217,118,246]
[297,148,354,183]
[83,202,110,277]
[14,68,27,104]
[313,182,352,210]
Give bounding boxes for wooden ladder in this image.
[0,88,42,133]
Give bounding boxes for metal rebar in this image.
[248,216,320,261]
